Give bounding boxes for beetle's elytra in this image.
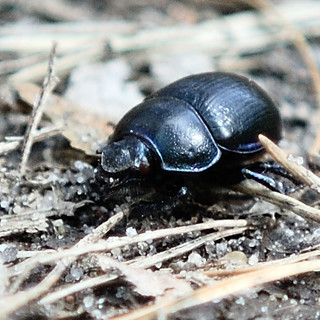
[99,72,282,188]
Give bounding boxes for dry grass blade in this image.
[38,226,248,305]
[259,134,320,192]
[18,0,93,21]
[1,210,126,319]
[77,209,126,245]
[109,259,320,320]
[166,259,320,317]
[234,182,320,223]
[0,209,56,237]
[19,43,59,176]
[129,227,248,269]
[39,273,119,305]
[9,45,104,84]
[0,126,61,156]
[15,81,114,155]
[204,248,320,277]
[98,255,193,297]
[7,219,247,307]
[243,0,320,154]
[250,0,320,155]
[2,1,320,83]
[0,140,20,155]
[11,218,248,278]
[246,0,320,109]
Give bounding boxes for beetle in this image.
[98,72,283,191]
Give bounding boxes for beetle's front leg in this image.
[241,162,301,194]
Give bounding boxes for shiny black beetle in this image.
[99,72,282,190]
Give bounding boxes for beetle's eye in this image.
[139,163,150,175]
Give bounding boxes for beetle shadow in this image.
[92,158,301,222]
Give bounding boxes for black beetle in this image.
[99,72,282,190]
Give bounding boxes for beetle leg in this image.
[241,162,302,194]
[241,167,286,193]
[129,184,193,218]
[244,162,297,181]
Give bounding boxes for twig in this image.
[39,273,118,305]
[234,182,320,224]
[259,134,320,192]
[0,126,61,156]
[204,248,320,277]
[0,140,20,155]
[129,227,248,269]
[19,43,59,176]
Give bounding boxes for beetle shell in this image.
[107,72,281,173]
[111,96,221,172]
[148,72,281,153]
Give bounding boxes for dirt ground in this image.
[1,1,320,319]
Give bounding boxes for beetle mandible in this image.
[99,72,282,190]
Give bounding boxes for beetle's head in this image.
[98,136,153,189]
